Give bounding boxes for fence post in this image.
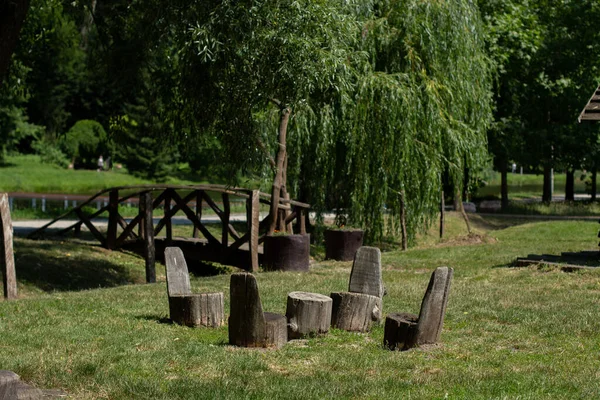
[0,194,17,299]
[106,189,119,250]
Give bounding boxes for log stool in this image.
[229,272,287,349]
[330,246,385,332]
[165,247,224,328]
[285,292,332,339]
[384,266,453,351]
[330,292,381,332]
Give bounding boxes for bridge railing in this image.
[28,185,310,277]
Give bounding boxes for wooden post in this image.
[140,192,155,283]
[193,191,202,238]
[221,193,230,248]
[297,208,306,235]
[440,190,445,239]
[246,190,260,272]
[106,189,119,250]
[399,190,407,251]
[164,189,172,244]
[268,105,290,235]
[0,193,17,300]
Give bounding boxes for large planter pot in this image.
[263,234,310,272]
[325,229,364,261]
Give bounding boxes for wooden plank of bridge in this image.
[0,193,17,300]
[75,208,107,246]
[165,189,172,244]
[106,189,119,250]
[140,191,156,283]
[247,190,260,272]
[193,191,202,239]
[170,191,220,246]
[222,193,230,249]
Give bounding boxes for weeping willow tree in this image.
[289,0,493,242]
[173,0,492,242]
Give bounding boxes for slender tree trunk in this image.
[439,190,444,239]
[500,162,508,211]
[591,168,597,201]
[542,165,552,202]
[463,166,470,202]
[268,105,290,235]
[565,169,575,201]
[456,191,471,234]
[399,190,407,250]
[0,0,30,84]
[80,0,97,50]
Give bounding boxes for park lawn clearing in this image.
[1,214,600,398]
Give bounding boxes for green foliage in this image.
[61,120,109,168]
[32,139,70,168]
[111,111,177,181]
[172,0,492,242]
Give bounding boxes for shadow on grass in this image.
[136,314,173,325]
[494,250,600,270]
[12,239,145,292]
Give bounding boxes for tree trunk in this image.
[285,292,332,339]
[592,168,597,201]
[565,169,575,201]
[456,191,471,234]
[500,162,509,211]
[399,190,407,250]
[384,312,418,351]
[0,0,29,84]
[542,164,552,202]
[439,190,444,238]
[463,166,470,202]
[80,0,97,50]
[268,105,290,235]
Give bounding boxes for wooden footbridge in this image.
[28,185,309,281]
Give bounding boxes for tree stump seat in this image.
[384,266,453,351]
[164,247,224,327]
[330,246,385,332]
[229,272,287,349]
[286,291,332,339]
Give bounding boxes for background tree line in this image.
[1,0,600,242]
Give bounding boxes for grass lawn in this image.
[2,213,600,398]
[476,171,589,199]
[0,154,256,195]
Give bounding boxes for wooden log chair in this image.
[285,291,332,339]
[229,272,287,349]
[330,246,384,332]
[384,266,453,351]
[164,247,224,328]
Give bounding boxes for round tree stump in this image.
[330,292,382,332]
[169,292,224,328]
[264,312,288,349]
[383,312,418,351]
[263,234,310,272]
[324,229,364,261]
[285,292,332,339]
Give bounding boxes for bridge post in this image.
[140,191,156,283]
[247,190,260,272]
[164,189,172,244]
[221,193,230,262]
[106,189,119,250]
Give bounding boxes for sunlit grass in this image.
[2,214,600,398]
